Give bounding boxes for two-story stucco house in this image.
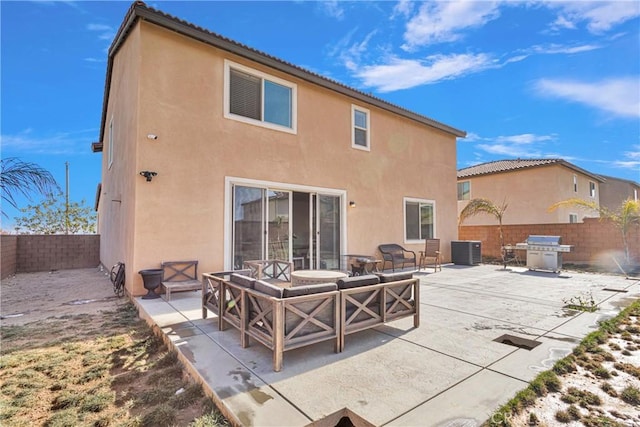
[598,175,640,212]
[92,2,466,296]
[457,159,605,225]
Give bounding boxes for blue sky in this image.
[2,0,639,230]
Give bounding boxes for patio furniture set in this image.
[201,260,420,371]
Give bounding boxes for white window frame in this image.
[223,60,297,134]
[589,181,596,198]
[403,197,436,244]
[351,105,370,151]
[457,181,470,200]
[108,116,114,169]
[569,213,578,223]
[573,175,577,193]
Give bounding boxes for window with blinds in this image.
[225,61,296,132]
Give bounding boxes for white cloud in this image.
[614,145,640,171]
[87,23,114,41]
[534,77,640,118]
[548,1,640,34]
[391,0,414,19]
[355,53,496,92]
[468,132,559,158]
[319,0,344,20]
[402,1,501,49]
[530,43,602,55]
[0,129,97,156]
[495,134,556,144]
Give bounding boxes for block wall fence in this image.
[1,235,100,279]
[459,218,640,265]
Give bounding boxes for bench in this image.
[161,260,200,301]
[378,244,417,272]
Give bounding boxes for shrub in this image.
[621,386,640,405]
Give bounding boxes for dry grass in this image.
[485,299,640,426]
[0,303,230,427]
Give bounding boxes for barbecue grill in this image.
[515,235,573,273]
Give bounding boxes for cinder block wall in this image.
[459,218,639,265]
[1,235,18,279]
[15,235,100,273]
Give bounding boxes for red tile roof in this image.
[457,159,604,181]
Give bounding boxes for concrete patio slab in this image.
[133,264,639,426]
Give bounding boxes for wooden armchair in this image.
[419,239,441,272]
[378,244,416,272]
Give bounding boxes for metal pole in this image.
[65,162,69,235]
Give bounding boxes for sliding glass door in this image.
[231,183,342,270]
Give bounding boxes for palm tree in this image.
[549,198,640,264]
[459,198,509,267]
[1,157,59,218]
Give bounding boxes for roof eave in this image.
[93,1,466,151]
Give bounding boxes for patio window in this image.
[457,181,470,200]
[225,60,296,133]
[404,198,435,242]
[352,105,370,151]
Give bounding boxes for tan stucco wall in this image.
[97,24,141,291]
[457,165,601,225]
[100,21,460,295]
[599,178,639,212]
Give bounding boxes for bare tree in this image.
[0,157,59,218]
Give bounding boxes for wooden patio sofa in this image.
[221,274,340,371]
[378,244,417,272]
[243,259,293,283]
[202,269,421,371]
[337,271,420,351]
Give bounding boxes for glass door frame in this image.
[224,176,347,270]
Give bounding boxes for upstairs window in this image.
[404,198,435,242]
[352,105,370,151]
[573,175,578,192]
[225,60,296,133]
[457,181,470,200]
[589,181,596,198]
[569,213,578,223]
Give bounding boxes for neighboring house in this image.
[598,175,640,212]
[457,159,605,225]
[91,2,465,296]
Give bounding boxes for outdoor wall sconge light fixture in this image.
[147,134,158,140]
[349,201,356,208]
[139,171,157,182]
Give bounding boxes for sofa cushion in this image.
[231,273,256,289]
[336,275,380,289]
[376,271,413,283]
[283,283,337,298]
[254,280,284,298]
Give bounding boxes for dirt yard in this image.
[1,267,123,326]
[1,268,228,426]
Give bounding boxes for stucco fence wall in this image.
[1,235,100,279]
[459,218,640,267]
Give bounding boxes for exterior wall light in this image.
[349,201,356,208]
[139,171,157,182]
[147,134,158,140]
